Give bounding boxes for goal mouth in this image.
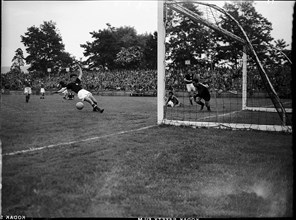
[164,91,292,132]
[158,0,292,133]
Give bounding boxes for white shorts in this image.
[40,88,45,94]
[62,89,68,95]
[24,87,32,95]
[186,83,196,92]
[167,100,174,107]
[77,89,92,101]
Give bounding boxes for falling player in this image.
[166,91,181,107]
[24,77,32,103]
[53,64,104,112]
[57,81,74,100]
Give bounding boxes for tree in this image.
[115,46,144,69]
[10,48,25,72]
[81,24,157,70]
[267,39,291,66]
[165,3,215,70]
[21,21,75,75]
[264,39,292,98]
[143,31,157,69]
[215,1,273,68]
[81,24,121,70]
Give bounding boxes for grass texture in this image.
[0,94,293,217]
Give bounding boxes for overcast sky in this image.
[1,0,294,67]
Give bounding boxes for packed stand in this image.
[1,69,157,95]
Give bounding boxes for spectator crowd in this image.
[2,66,283,97]
[1,69,158,95]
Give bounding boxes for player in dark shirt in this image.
[166,91,181,107]
[193,80,211,111]
[24,78,32,103]
[53,64,104,113]
[57,81,73,100]
[184,70,196,105]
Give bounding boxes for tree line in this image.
[9,0,291,91]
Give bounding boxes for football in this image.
[76,102,84,110]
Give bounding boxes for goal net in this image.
[157,0,292,132]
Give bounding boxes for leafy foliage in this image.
[166,3,215,69]
[81,24,157,70]
[166,1,291,97]
[142,31,158,69]
[115,46,144,69]
[21,21,75,74]
[214,1,273,68]
[10,48,25,73]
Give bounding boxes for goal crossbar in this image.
[160,0,290,130]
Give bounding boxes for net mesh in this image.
[163,0,292,132]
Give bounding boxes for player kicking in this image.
[53,64,104,113]
[24,77,32,103]
[193,80,211,111]
[58,81,74,100]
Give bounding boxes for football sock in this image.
[189,96,193,105]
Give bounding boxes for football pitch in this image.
[0,94,293,217]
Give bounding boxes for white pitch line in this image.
[3,125,157,156]
[197,110,242,121]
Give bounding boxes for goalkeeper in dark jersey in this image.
[193,79,211,111]
[53,64,104,113]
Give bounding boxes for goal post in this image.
[157,0,166,124]
[242,45,247,111]
[157,0,292,133]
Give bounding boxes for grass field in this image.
[0,94,293,217]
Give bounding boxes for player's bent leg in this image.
[189,93,194,105]
[89,94,98,105]
[85,96,104,113]
[195,97,204,110]
[78,89,104,113]
[88,94,103,113]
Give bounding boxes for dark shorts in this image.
[195,92,211,101]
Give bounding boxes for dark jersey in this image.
[67,78,82,93]
[184,73,193,84]
[168,95,179,105]
[59,81,67,88]
[195,83,211,101]
[24,79,32,87]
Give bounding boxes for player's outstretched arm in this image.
[52,87,67,94]
[77,64,83,80]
